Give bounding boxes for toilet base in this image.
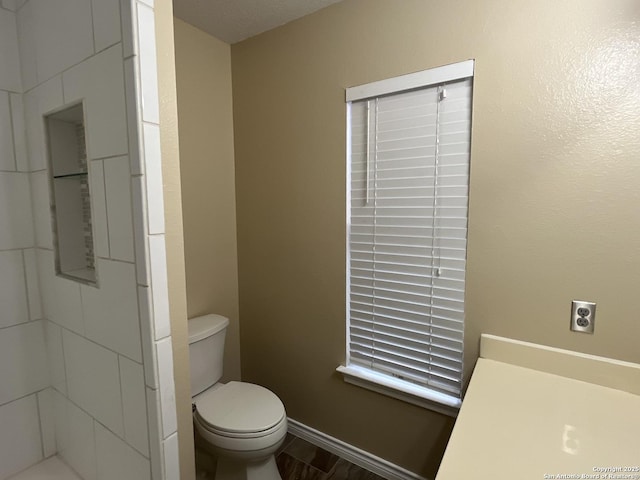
[215,455,282,480]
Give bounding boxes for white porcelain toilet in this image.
[188,314,287,480]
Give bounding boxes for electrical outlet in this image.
[570,300,596,334]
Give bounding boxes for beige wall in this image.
[173,18,242,383]
[154,2,196,480]
[231,0,640,476]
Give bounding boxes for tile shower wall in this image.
[0,0,179,479]
[0,4,49,479]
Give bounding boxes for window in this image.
[338,61,473,415]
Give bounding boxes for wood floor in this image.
[276,434,386,480]
[195,432,386,480]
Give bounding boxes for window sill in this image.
[336,365,461,417]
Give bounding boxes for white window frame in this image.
[338,60,474,417]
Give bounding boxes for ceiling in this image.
[173,0,344,44]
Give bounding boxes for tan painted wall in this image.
[154,2,196,479]
[173,18,242,383]
[231,0,640,476]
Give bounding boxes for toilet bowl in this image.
[188,314,286,480]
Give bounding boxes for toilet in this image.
[188,314,287,480]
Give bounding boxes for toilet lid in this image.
[194,382,285,435]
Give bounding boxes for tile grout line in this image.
[119,14,150,379]
[22,40,131,97]
[88,0,97,56]
[53,320,143,366]
[7,91,18,171]
[59,323,70,401]
[0,246,39,253]
[99,159,112,258]
[283,437,341,476]
[117,355,128,443]
[20,249,33,322]
[0,318,43,334]
[92,152,129,162]
[273,433,387,480]
[90,417,98,478]
[50,373,151,461]
[276,450,329,480]
[0,389,42,410]
[34,390,46,459]
[142,380,154,468]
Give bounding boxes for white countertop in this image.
[436,336,640,480]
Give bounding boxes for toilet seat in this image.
[194,381,286,439]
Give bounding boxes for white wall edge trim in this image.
[346,59,474,102]
[287,418,430,480]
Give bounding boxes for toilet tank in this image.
[188,314,229,397]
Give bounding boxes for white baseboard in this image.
[286,418,429,480]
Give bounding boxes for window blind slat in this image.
[350,343,462,380]
[350,311,464,340]
[350,320,461,340]
[350,324,463,351]
[376,90,437,111]
[350,352,462,393]
[350,185,469,200]
[351,268,466,285]
[350,253,467,273]
[351,189,469,203]
[351,277,466,296]
[351,247,468,263]
[352,154,466,169]
[376,106,437,124]
[350,322,463,350]
[351,224,468,237]
[351,281,466,300]
[349,347,462,385]
[351,335,463,365]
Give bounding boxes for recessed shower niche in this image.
[46,103,97,284]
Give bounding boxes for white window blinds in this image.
[344,66,472,407]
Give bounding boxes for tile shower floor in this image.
[197,433,386,480]
[7,457,81,480]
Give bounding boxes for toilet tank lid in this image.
[188,314,229,344]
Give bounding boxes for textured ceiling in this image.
[173,0,344,44]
